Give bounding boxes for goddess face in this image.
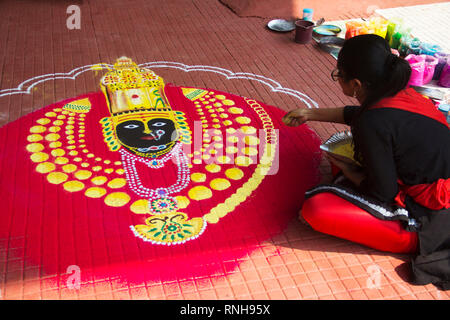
[115,118,178,156]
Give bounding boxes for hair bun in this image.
[385,53,399,70]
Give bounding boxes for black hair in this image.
[337,34,411,112]
[337,34,411,164]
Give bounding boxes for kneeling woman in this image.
[283,34,450,290]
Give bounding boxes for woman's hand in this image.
[326,152,356,168]
[282,107,348,126]
[282,109,309,127]
[327,152,366,186]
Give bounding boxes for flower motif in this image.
[131,213,205,245]
[150,196,178,214]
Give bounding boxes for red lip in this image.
[141,136,155,140]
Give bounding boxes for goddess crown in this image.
[99,57,191,152]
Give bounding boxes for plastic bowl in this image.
[313,25,342,39]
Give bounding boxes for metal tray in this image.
[313,24,342,37]
[320,131,355,160]
[314,36,345,60]
[267,19,296,32]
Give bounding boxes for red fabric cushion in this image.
[301,192,418,253]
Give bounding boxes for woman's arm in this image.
[282,107,348,126]
[327,153,366,186]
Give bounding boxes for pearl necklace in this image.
[119,142,190,214]
[122,142,182,169]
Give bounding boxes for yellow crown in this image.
[100,57,170,115]
[99,57,192,152]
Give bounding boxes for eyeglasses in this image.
[331,68,343,81]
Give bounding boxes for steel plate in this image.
[267,19,296,32]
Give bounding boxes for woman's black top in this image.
[344,105,450,203]
[344,105,450,289]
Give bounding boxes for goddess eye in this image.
[124,124,140,129]
[152,122,166,127]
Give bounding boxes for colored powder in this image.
[406,38,422,56]
[385,22,396,42]
[330,143,355,160]
[390,32,402,49]
[434,53,449,80]
[420,43,442,56]
[398,37,411,57]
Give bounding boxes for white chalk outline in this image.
[0,61,318,108]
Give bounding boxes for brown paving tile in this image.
[40,289,60,300]
[320,269,340,283]
[342,278,362,292]
[79,283,96,298]
[195,277,214,291]
[349,290,369,300]
[319,294,337,300]
[306,270,326,284]
[286,263,304,275]
[179,280,196,294]
[280,252,300,265]
[378,284,400,299]
[199,289,219,299]
[334,267,354,280]
[300,260,320,273]
[298,284,318,299]
[163,282,182,297]
[251,292,270,300]
[112,289,131,300]
[400,293,419,300]
[237,260,254,272]
[210,276,230,289]
[227,273,246,285]
[3,283,23,299]
[312,282,332,297]
[23,279,41,295]
[256,266,276,280]
[277,276,296,289]
[147,285,165,300]
[333,291,353,299]
[364,288,384,300]
[215,286,235,299]
[314,258,333,271]
[430,289,450,300]
[349,265,368,278]
[262,278,282,292]
[266,255,285,266]
[283,287,302,299]
[241,270,261,282]
[292,273,309,286]
[182,292,201,299]
[129,286,149,300]
[230,283,251,298]
[326,280,347,295]
[22,292,42,300]
[93,281,113,294]
[270,264,291,278]
[246,280,266,294]
[95,292,114,300]
[251,256,270,269]
[267,289,287,300]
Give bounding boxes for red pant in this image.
[301,192,418,253]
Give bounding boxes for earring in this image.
[353,90,358,98]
